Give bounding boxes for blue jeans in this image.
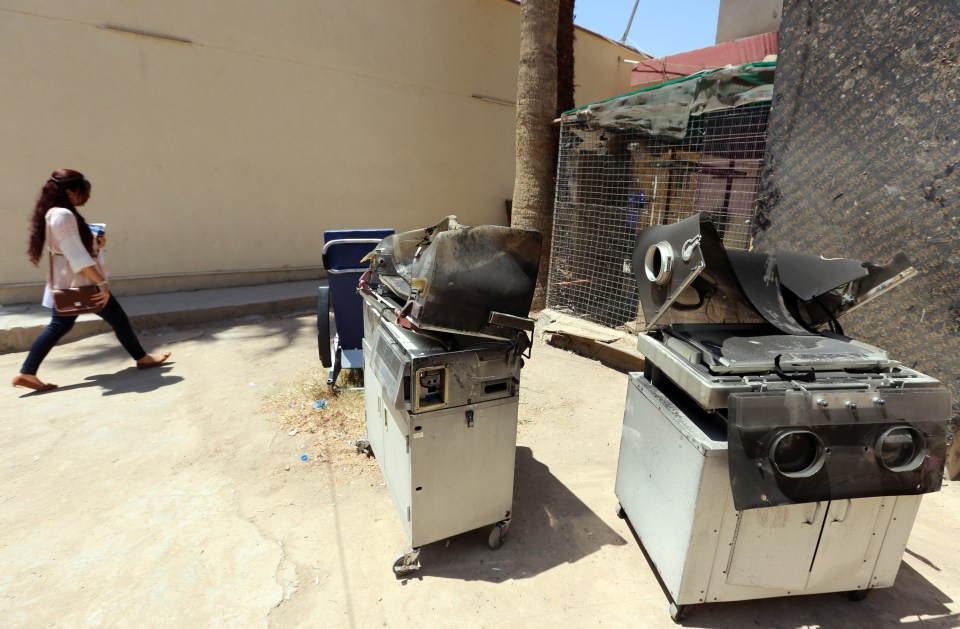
[19,296,146,375]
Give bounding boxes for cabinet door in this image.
[807,497,883,589]
[408,398,518,547]
[726,501,828,590]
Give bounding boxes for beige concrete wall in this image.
[716,0,783,43]
[0,0,634,302]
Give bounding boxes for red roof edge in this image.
[631,31,779,86]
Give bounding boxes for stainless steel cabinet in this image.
[615,374,922,618]
[361,299,520,574]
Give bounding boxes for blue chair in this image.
[318,228,394,389]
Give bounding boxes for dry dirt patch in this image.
[264,366,377,472]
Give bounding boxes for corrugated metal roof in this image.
[631,31,778,86]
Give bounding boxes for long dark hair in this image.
[27,169,94,265]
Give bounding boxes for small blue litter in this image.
[312,400,327,410]
[301,455,309,461]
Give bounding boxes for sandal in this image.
[137,351,172,370]
[12,374,58,392]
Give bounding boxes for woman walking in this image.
[12,169,170,392]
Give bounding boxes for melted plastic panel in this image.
[775,250,867,300]
[725,249,809,335]
[633,212,765,329]
[633,212,916,334]
[792,252,917,329]
[375,216,461,300]
[412,225,541,335]
[727,387,950,510]
[372,216,541,339]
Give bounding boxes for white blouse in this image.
[42,207,104,309]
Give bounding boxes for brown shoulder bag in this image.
[49,250,103,316]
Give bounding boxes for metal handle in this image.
[321,238,384,254]
[321,238,384,272]
[831,499,853,523]
[802,501,823,526]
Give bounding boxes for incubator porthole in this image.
[644,241,675,285]
[769,430,826,478]
[875,426,925,472]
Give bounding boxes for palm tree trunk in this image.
[512,0,559,312]
[557,0,576,116]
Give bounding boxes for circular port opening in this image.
[644,241,674,285]
[769,430,826,478]
[875,426,926,472]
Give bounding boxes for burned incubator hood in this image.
[631,212,949,511]
[633,212,917,334]
[366,216,542,341]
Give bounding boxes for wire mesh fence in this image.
[547,101,771,329]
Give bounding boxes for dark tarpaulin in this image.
[562,62,776,138]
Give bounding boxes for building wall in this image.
[0,0,634,301]
[755,0,959,474]
[716,0,782,43]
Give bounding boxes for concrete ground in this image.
[1,310,958,628]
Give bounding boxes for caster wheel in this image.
[392,548,421,576]
[488,521,510,550]
[669,602,691,623]
[844,589,870,601]
[615,503,626,519]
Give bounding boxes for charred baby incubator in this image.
[358,217,541,575]
[615,213,949,620]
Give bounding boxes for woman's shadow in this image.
[19,363,181,397]
[82,363,182,396]
[411,445,627,582]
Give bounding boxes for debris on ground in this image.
[264,366,373,470]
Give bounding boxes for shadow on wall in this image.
[409,445,627,582]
